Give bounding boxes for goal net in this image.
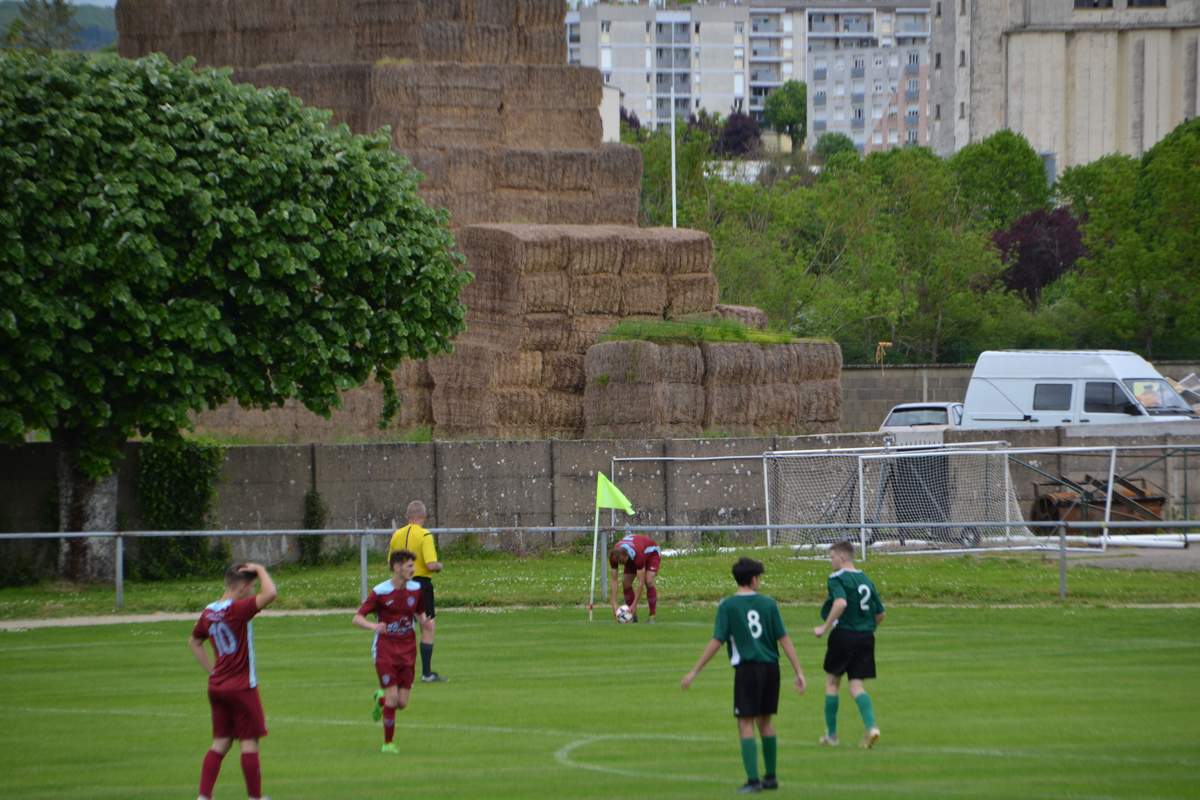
[765,447,1033,552]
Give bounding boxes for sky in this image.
[81,0,116,6]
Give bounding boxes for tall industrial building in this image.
[566,1,932,153]
[930,0,1200,173]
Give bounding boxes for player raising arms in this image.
[189,562,277,800]
[353,549,427,754]
[813,540,886,749]
[608,532,662,623]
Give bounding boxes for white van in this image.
[960,350,1198,429]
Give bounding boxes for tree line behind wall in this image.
[624,118,1200,364]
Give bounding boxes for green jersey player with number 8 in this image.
[681,558,806,794]
[813,540,886,750]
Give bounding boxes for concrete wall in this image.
[5,420,1199,572]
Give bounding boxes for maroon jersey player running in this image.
[188,562,278,800]
[353,549,427,753]
[608,533,662,623]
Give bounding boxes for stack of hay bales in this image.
[584,340,843,439]
[416,225,718,438]
[117,0,565,68]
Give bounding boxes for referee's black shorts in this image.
[823,628,876,680]
[732,661,780,718]
[414,576,436,619]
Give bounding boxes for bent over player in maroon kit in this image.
[353,549,427,753]
[189,562,278,800]
[608,533,662,623]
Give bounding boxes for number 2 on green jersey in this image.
[858,585,871,612]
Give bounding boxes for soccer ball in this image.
[615,605,633,623]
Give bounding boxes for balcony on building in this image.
[841,19,871,34]
[851,117,865,130]
[905,114,919,127]
[851,92,865,104]
[813,119,827,132]
[813,94,826,107]
[655,23,691,45]
[809,17,835,33]
[655,52,691,70]
[905,88,919,101]
[751,46,783,60]
[750,18,783,36]
[904,61,920,76]
[850,65,865,78]
[813,68,827,81]
[896,15,930,36]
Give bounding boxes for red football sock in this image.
[623,586,635,606]
[240,752,262,798]
[383,705,397,743]
[198,749,224,798]
[379,695,387,707]
[647,586,658,615]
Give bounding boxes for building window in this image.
[959,101,965,119]
[874,79,884,93]
[936,1,942,16]
[960,0,966,13]
[959,49,966,67]
[873,106,883,118]
[601,20,611,33]
[735,22,744,34]
[889,130,899,144]
[646,72,652,84]
[646,22,651,34]
[1074,0,1115,7]
[906,128,919,144]
[935,103,941,120]
[853,106,864,119]
[815,90,827,103]
[889,54,899,68]
[1126,0,1164,6]
[875,54,884,68]
[908,51,920,66]
[695,22,701,34]
[908,78,919,93]
[734,98,744,111]
[835,83,845,96]
[935,52,942,69]
[874,132,884,145]
[603,72,611,83]
[853,56,865,70]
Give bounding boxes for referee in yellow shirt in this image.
[387,500,446,682]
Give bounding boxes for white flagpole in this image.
[670,40,678,228]
[588,504,601,622]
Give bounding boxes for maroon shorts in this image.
[624,552,662,575]
[376,657,415,691]
[208,687,268,741]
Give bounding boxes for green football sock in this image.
[761,735,777,778]
[739,737,759,781]
[824,694,839,736]
[855,692,876,729]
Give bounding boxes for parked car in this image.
[879,402,964,431]
[959,350,1198,429]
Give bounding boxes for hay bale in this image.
[495,150,547,191]
[620,229,666,275]
[421,0,468,21]
[593,190,640,226]
[492,190,549,225]
[586,340,654,385]
[421,20,469,60]
[427,190,495,227]
[569,314,619,354]
[660,229,714,275]
[667,273,718,317]
[459,247,520,314]
[702,342,768,385]
[584,382,665,426]
[546,194,600,226]
[371,63,426,111]
[503,109,602,150]
[546,151,596,192]
[399,385,434,426]
[432,384,497,432]
[413,65,502,107]
[398,148,448,190]
[517,226,569,273]
[444,147,494,192]
[415,107,501,148]
[521,313,570,351]
[542,390,585,433]
[760,344,803,384]
[570,274,622,315]
[518,0,562,26]
[704,384,758,430]
[567,226,624,275]
[596,144,643,189]
[476,0,518,26]
[800,378,843,422]
[495,388,541,427]
[664,383,705,427]
[542,352,585,391]
[427,341,500,388]
[620,274,668,317]
[516,25,567,65]
[521,273,570,314]
[796,341,843,381]
[753,383,800,428]
[397,358,435,389]
[714,304,769,331]
[502,66,603,110]
[494,351,542,388]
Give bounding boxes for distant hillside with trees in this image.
[0,1,115,50]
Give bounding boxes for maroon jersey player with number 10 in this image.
[188,562,278,800]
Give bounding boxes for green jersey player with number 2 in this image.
[813,540,886,749]
[681,557,806,794]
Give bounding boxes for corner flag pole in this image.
[588,504,601,622]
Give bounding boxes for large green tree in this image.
[4,0,79,50]
[949,129,1049,232]
[0,52,469,577]
[1053,119,1200,357]
[762,80,807,149]
[813,132,857,164]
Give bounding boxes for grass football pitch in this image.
[1,605,1197,799]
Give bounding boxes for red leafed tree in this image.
[992,207,1085,307]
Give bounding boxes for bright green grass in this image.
[3,549,1199,619]
[1,606,1197,799]
[603,316,803,345]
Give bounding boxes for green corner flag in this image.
[596,472,635,515]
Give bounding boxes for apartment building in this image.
[567,2,752,130]
[567,1,931,154]
[930,0,1200,173]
